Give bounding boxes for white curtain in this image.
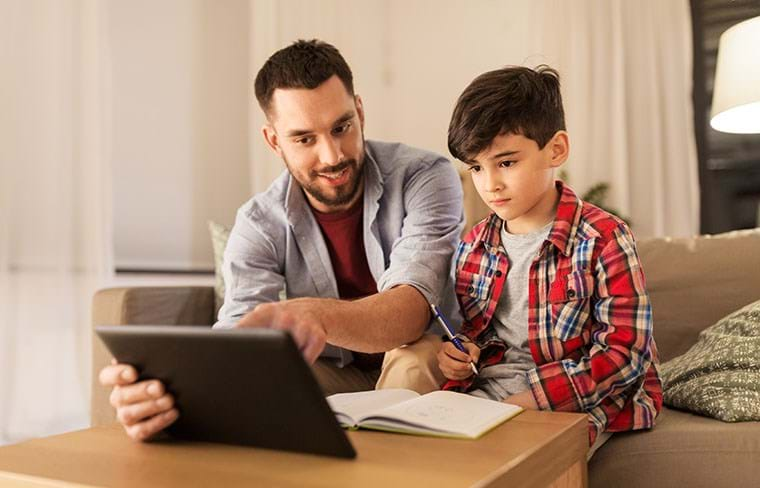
[248,0,699,238]
[533,0,700,238]
[0,0,112,445]
[0,0,699,445]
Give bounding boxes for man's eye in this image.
[499,160,516,168]
[467,165,481,173]
[296,137,313,145]
[333,122,351,135]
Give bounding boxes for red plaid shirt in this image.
[443,182,662,444]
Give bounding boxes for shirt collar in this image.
[362,140,384,203]
[472,181,583,257]
[546,181,583,257]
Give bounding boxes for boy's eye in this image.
[467,165,481,173]
[499,160,516,168]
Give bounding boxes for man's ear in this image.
[261,123,283,157]
[354,94,365,130]
[548,130,570,168]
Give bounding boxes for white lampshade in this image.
[710,15,760,134]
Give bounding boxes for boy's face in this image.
[261,75,366,213]
[467,132,568,234]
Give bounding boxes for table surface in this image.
[0,410,588,488]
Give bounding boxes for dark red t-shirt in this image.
[310,198,377,299]
[311,198,383,370]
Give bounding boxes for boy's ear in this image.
[261,124,284,158]
[548,130,570,168]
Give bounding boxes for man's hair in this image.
[254,39,354,116]
[447,65,565,162]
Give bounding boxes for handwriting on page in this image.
[379,390,512,433]
[403,404,458,422]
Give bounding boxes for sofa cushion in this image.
[589,407,760,488]
[90,287,215,426]
[637,228,760,362]
[208,220,231,313]
[660,298,760,422]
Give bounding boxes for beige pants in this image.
[311,334,445,396]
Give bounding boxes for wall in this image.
[110,0,251,271]
[248,0,540,194]
[111,0,698,271]
[247,0,698,239]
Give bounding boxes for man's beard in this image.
[285,150,365,210]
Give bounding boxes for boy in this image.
[438,65,662,456]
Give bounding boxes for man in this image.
[100,39,463,441]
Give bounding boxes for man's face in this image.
[262,75,366,213]
[467,132,567,234]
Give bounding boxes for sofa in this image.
[90,226,760,488]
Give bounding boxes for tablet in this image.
[95,325,356,459]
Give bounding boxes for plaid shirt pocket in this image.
[456,270,493,323]
[549,270,595,342]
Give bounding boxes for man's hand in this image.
[437,340,480,381]
[236,299,329,364]
[99,361,178,441]
[503,390,539,410]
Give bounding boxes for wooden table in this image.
[0,410,588,488]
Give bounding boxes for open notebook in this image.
[326,389,523,439]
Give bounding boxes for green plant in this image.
[558,169,631,225]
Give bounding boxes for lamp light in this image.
[710,15,760,134]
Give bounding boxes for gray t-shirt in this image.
[469,220,552,401]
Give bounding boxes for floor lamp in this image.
[710,15,760,134]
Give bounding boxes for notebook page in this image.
[365,390,521,437]
[326,389,420,425]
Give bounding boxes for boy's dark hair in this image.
[254,39,354,116]
[448,65,565,162]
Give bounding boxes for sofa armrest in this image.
[90,286,215,427]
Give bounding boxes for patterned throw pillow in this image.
[208,221,230,313]
[660,298,760,422]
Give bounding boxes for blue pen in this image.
[430,304,479,375]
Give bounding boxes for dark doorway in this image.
[691,0,760,233]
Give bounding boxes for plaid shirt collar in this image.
[469,181,583,257]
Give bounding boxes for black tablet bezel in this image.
[95,325,356,459]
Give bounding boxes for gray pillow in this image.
[660,298,760,422]
[208,220,230,313]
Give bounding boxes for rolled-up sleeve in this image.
[376,158,464,307]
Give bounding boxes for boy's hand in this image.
[437,340,480,381]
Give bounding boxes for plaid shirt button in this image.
[567,289,576,298]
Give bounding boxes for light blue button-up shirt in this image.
[215,140,464,365]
